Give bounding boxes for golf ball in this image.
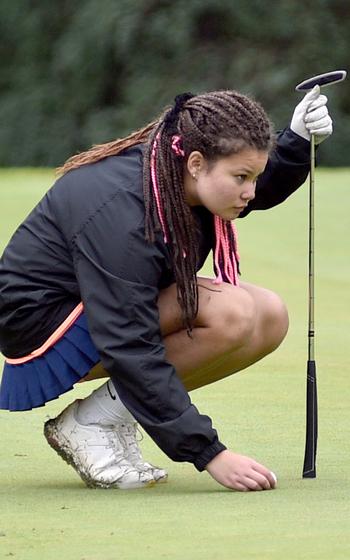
[271,471,278,485]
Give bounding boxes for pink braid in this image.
[230,222,240,283]
[222,224,234,283]
[212,216,240,286]
[150,133,168,243]
[213,216,223,284]
[231,222,240,261]
[230,226,239,286]
[231,222,240,286]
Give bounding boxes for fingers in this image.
[234,482,249,492]
[206,450,278,492]
[236,458,278,491]
[303,91,332,142]
[306,114,331,129]
[307,120,333,134]
[307,93,328,112]
[237,468,277,492]
[306,113,333,136]
[305,112,332,134]
[242,472,271,491]
[302,84,320,104]
[290,85,331,142]
[250,463,277,489]
[310,125,333,137]
[305,104,328,122]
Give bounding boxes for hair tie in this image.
[171,135,185,157]
[173,92,194,112]
[164,92,194,131]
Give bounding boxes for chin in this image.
[210,207,238,221]
[220,209,239,220]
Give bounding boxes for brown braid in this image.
[57,90,275,330]
[56,120,158,175]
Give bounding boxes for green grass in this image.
[0,168,349,560]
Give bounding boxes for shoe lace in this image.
[93,427,148,481]
[118,423,144,465]
[100,426,131,468]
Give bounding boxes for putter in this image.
[295,70,346,91]
[295,70,347,478]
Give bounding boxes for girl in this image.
[0,87,332,491]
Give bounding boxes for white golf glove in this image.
[290,85,333,145]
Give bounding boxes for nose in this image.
[241,181,256,203]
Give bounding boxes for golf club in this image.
[295,70,347,478]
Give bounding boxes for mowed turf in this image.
[0,168,349,560]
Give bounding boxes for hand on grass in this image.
[205,450,277,491]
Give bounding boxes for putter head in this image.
[295,70,347,91]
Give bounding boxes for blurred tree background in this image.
[0,0,349,167]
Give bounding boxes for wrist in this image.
[280,127,312,162]
[205,449,228,471]
[194,440,227,472]
[290,122,310,142]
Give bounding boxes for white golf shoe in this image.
[118,422,168,483]
[44,400,154,489]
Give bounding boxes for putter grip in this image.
[302,360,318,478]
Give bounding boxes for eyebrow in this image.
[236,168,262,176]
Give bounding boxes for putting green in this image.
[0,168,349,560]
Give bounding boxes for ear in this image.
[186,151,207,178]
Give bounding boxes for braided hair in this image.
[58,90,274,330]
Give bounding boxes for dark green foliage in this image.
[0,0,349,166]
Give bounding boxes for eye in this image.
[235,175,247,184]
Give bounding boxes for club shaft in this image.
[308,135,315,361]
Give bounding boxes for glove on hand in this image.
[290,85,333,145]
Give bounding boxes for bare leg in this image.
[80,277,287,492]
[83,277,289,391]
[162,279,289,390]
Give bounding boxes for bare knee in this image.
[210,285,256,351]
[260,290,289,351]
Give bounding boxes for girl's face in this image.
[184,148,268,220]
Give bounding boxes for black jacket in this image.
[0,128,310,470]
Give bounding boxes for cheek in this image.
[197,176,214,199]
[202,174,233,197]
[212,178,237,202]
[198,184,234,215]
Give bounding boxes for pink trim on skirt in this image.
[5,303,84,365]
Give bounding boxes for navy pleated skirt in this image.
[0,313,100,411]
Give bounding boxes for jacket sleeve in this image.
[239,127,310,217]
[71,188,226,470]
